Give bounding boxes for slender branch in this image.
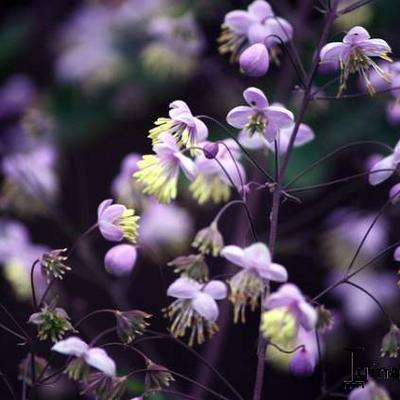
[0,302,29,339]
[30,260,39,309]
[338,0,376,15]
[0,322,27,341]
[0,371,16,400]
[313,85,400,101]
[75,309,116,328]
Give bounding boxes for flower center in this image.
[245,112,268,136]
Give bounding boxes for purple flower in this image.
[386,101,400,125]
[264,284,317,331]
[190,139,246,204]
[52,336,116,376]
[203,142,219,159]
[227,87,294,142]
[166,277,227,345]
[221,242,288,322]
[320,26,392,96]
[149,100,208,151]
[289,348,314,376]
[239,43,270,77]
[111,153,145,210]
[97,199,140,243]
[368,139,400,185]
[0,75,36,118]
[104,244,137,276]
[135,133,198,203]
[348,380,390,400]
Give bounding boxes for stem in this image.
[0,323,27,341]
[0,371,16,400]
[252,4,339,400]
[75,308,116,328]
[30,260,39,309]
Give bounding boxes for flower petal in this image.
[263,17,293,47]
[248,22,269,45]
[260,262,288,282]
[264,122,279,142]
[97,199,113,219]
[84,347,116,376]
[224,10,253,34]
[343,26,370,44]
[248,0,274,21]
[52,337,89,357]
[175,153,198,180]
[243,242,271,270]
[193,118,209,142]
[359,38,391,57]
[167,277,202,299]
[192,292,219,322]
[203,280,227,299]
[99,221,124,242]
[297,302,318,331]
[238,131,268,150]
[369,154,395,185]
[267,105,294,129]
[243,87,269,109]
[226,106,253,129]
[320,42,346,63]
[294,123,315,147]
[220,245,246,268]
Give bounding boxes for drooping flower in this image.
[319,26,392,96]
[139,200,193,255]
[264,284,317,333]
[40,248,70,281]
[104,244,138,276]
[115,310,151,344]
[28,303,76,342]
[97,199,140,243]
[221,242,288,322]
[1,144,59,216]
[168,254,209,282]
[112,153,146,210]
[82,372,127,400]
[165,277,227,345]
[145,359,174,390]
[227,87,294,143]
[368,139,400,185]
[348,379,391,400]
[192,222,224,257]
[148,101,208,151]
[381,324,400,358]
[52,336,116,380]
[0,219,48,301]
[190,139,246,204]
[218,0,293,64]
[239,43,270,77]
[134,133,197,203]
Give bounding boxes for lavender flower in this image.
[165,277,227,345]
[239,43,270,77]
[320,26,392,96]
[52,336,116,379]
[221,242,288,322]
[227,87,294,142]
[104,244,138,276]
[368,139,400,185]
[348,379,391,400]
[148,100,208,150]
[134,133,197,203]
[97,199,140,243]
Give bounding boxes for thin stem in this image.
[339,0,376,15]
[196,115,273,181]
[252,4,340,400]
[0,371,16,400]
[343,280,394,324]
[285,140,393,189]
[314,85,400,101]
[0,302,29,339]
[315,330,327,393]
[36,278,56,309]
[287,169,396,193]
[144,330,245,400]
[30,260,39,309]
[0,322,26,341]
[67,223,99,258]
[75,309,116,328]
[268,342,305,354]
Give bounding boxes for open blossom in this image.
[320,26,392,96]
[221,242,287,323]
[368,139,400,185]
[97,199,140,243]
[52,336,116,378]
[148,100,208,150]
[218,0,292,64]
[239,115,314,153]
[264,284,317,331]
[134,133,197,203]
[165,277,227,345]
[190,139,246,204]
[227,87,294,143]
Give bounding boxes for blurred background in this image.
[0,0,400,398]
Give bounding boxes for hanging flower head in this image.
[221,242,288,323]
[227,87,294,143]
[148,101,208,151]
[368,139,400,185]
[134,133,197,203]
[52,336,116,380]
[218,0,293,65]
[190,139,246,204]
[320,26,392,96]
[165,277,227,345]
[97,199,140,243]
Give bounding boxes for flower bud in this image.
[168,254,209,282]
[239,44,270,77]
[145,359,174,390]
[105,244,137,276]
[381,324,400,358]
[203,142,219,159]
[289,348,315,376]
